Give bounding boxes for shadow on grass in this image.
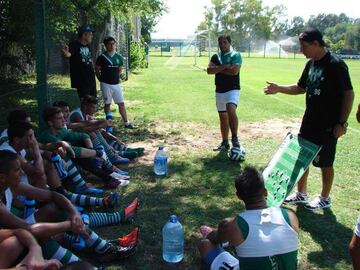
[89,157,245,270]
[297,207,353,268]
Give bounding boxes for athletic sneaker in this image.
[123,197,138,223]
[110,172,130,180]
[304,195,332,211]
[98,244,136,263]
[109,227,139,247]
[283,192,309,205]
[102,192,119,209]
[74,184,103,195]
[103,178,121,189]
[213,142,230,151]
[110,155,130,164]
[124,123,135,129]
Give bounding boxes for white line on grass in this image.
[269,94,360,134]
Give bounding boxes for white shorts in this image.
[216,90,240,112]
[100,82,124,104]
[355,215,360,237]
[211,251,239,270]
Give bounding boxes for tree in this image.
[286,16,305,36]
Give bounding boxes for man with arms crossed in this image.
[207,35,243,151]
[264,27,354,210]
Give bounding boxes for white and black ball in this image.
[229,146,246,161]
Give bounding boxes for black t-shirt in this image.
[95,52,123,85]
[68,40,96,89]
[210,52,241,93]
[298,52,353,132]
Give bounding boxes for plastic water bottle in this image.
[154,146,168,176]
[162,215,184,263]
[51,153,68,179]
[24,199,36,219]
[105,112,113,133]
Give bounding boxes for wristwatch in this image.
[339,121,348,128]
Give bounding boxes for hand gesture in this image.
[17,251,62,270]
[62,44,69,54]
[333,124,347,139]
[70,213,89,239]
[264,81,279,95]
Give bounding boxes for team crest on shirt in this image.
[306,64,323,98]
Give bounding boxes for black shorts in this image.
[299,127,338,168]
[76,84,97,100]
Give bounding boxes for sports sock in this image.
[85,230,110,254]
[65,192,103,207]
[64,157,87,189]
[42,239,79,264]
[222,139,229,145]
[88,211,123,228]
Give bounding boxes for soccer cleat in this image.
[283,192,309,205]
[119,150,138,159]
[113,169,129,176]
[213,142,230,151]
[110,172,130,180]
[103,178,121,189]
[124,123,135,129]
[109,227,139,247]
[110,156,130,164]
[102,192,119,209]
[304,195,332,211]
[123,197,138,223]
[97,244,136,263]
[200,225,214,238]
[74,185,103,195]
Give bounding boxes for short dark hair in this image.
[299,27,325,47]
[235,166,265,200]
[0,150,18,174]
[81,95,98,105]
[8,121,32,142]
[103,36,116,45]
[7,109,30,126]
[43,107,62,126]
[53,101,69,108]
[218,35,231,44]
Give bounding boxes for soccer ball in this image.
[229,146,246,161]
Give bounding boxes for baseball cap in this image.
[77,25,95,37]
[299,27,325,46]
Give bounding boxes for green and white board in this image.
[263,133,321,207]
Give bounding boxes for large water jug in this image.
[162,215,184,263]
[154,146,168,176]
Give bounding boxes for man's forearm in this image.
[13,229,40,251]
[207,65,226,74]
[51,191,77,217]
[278,84,305,95]
[339,90,355,123]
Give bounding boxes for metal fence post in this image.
[34,0,47,130]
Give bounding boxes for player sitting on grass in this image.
[0,228,61,269]
[39,106,129,189]
[0,150,139,265]
[198,166,299,270]
[1,109,104,195]
[67,95,143,161]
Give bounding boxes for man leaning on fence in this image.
[62,25,97,101]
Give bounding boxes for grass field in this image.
[1,55,360,269]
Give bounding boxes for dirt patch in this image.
[126,118,301,166]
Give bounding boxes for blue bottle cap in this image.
[159,146,164,150]
[169,215,178,223]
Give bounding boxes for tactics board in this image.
[263,133,321,207]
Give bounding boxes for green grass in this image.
[1,56,360,269]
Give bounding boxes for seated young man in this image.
[39,107,129,189]
[68,95,143,160]
[0,229,61,269]
[198,166,299,270]
[0,150,138,265]
[1,109,106,195]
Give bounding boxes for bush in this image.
[129,41,146,70]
